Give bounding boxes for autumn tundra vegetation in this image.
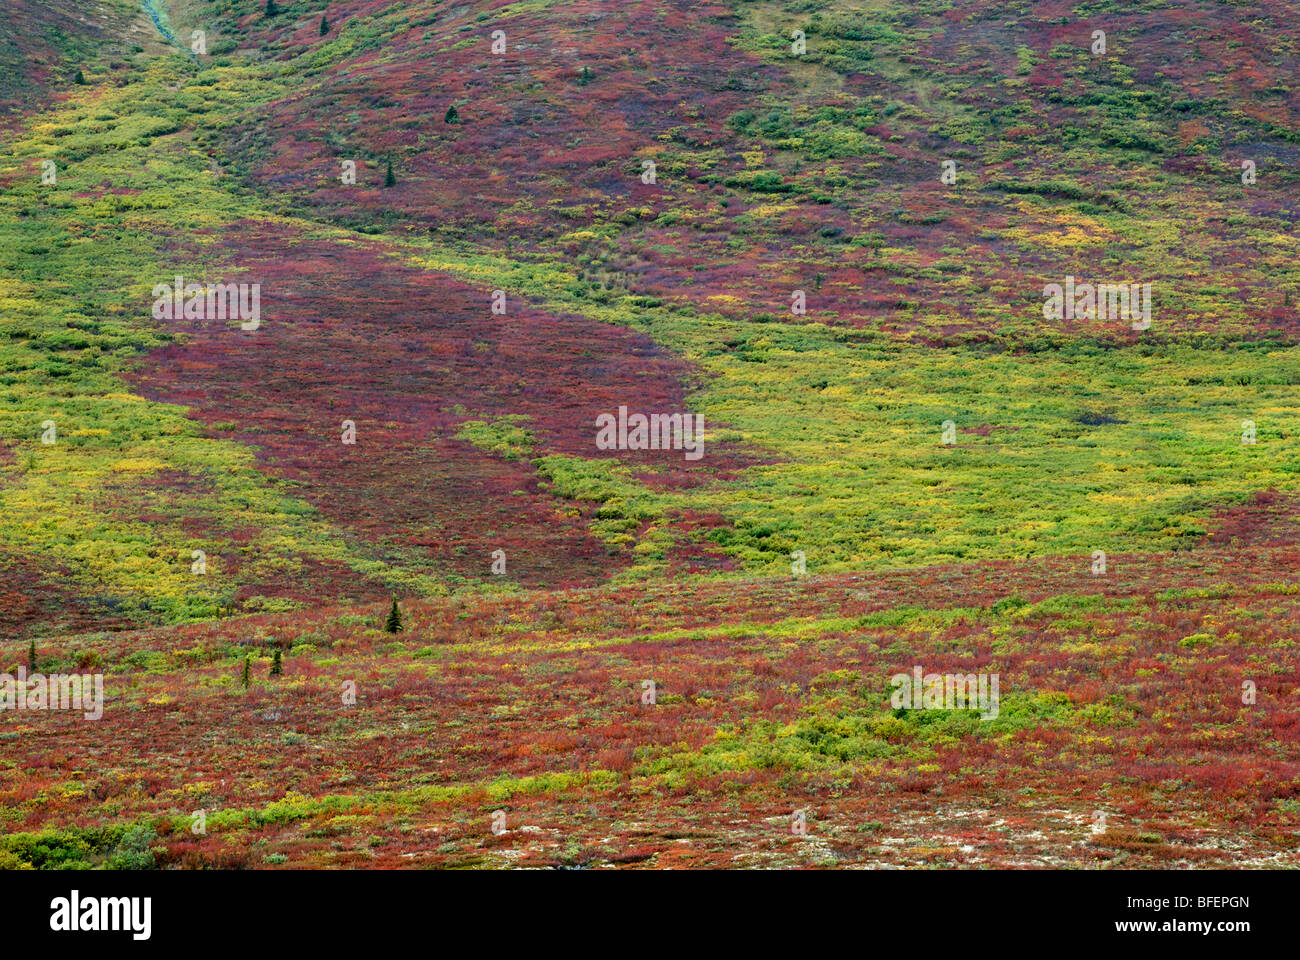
[0,0,1297,870]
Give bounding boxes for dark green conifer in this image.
[383,597,402,633]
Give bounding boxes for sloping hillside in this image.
[0,0,165,118]
[1,0,1296,636]
[4,537,1299,868]
[0,0,1297,870]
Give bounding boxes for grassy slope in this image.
[1,1,1297,632]
[0,0,1297,867]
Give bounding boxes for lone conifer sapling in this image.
[384,598,403,633]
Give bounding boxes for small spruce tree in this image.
[383,597,403,633]
[28,640,37,671]
[320,16,330,35]
[384,157,396,187]
[578,66,593,86]
[241,655,251,688]
[444,104,459,124]
[270,648,282,677]
[74,69,86,85]
[265,0,279,16]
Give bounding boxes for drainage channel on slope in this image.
[142,0,201,63]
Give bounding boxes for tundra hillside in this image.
[0,0,1296,868]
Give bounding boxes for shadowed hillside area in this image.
[0,0,165,118]
[0,0,1296,873]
